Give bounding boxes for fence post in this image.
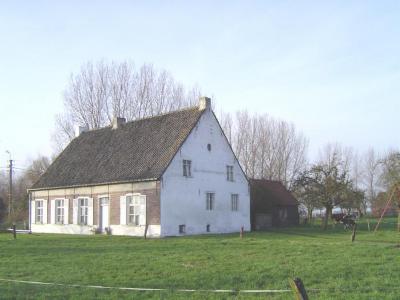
[12,224,16,240]
[240,226,244,239]
[289,278,308,300]
[351,224,357,243]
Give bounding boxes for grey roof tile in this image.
[32,107,204,189]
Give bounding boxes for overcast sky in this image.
[0,1,399,169]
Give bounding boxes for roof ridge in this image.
[251,178,283,183]
[124,105,201,125]
[78,105,202,135]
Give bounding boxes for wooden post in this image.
[367,219,370,232]
[397,208,400,232]
[144,224,149,239]
[289,277,308,300]
[351,224,357,243]
[12,224,16,240]
[240,226,244,239]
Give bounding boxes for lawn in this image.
[0,218,399,299]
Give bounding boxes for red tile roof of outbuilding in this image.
[250,179,298,206]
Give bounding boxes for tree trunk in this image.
[322,206,332,230]
[307,208,313,223]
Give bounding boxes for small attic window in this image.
[207,144,212,151]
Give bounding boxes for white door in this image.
[99,197,109,232]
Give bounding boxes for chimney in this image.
[199,96,211,110]
[75,125,89,137]
[112,117,126,129]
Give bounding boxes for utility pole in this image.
[6,151,13,217]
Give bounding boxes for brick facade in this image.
[31,181,161,226]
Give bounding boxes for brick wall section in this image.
[31,182,161,226]
[108,187,160,225]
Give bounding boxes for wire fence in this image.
[1,278,400,296]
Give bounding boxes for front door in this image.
[99,197,109,233]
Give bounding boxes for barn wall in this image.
[30,181,161,237]
[271,206,299,227]
[160,108,251,236]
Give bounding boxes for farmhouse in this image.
[28,97,250,237]
[250,179,299,230]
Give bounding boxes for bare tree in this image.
[0,156,51,224]
[380,149,400,189]
[219,111,233,145]
[53,60,201,151]
[362,148,381,212]
[221,111,308,189]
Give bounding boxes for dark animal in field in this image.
[332,213,345,223]
[332,213,356,229]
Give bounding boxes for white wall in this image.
[111,225,160,237]
[160,108,250,236]
[31,224,93,235]
[31,224,160,237]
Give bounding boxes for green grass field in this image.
[0,218,399,299]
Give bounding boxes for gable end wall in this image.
[160,109,250,236]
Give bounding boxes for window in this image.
[127,195,140,225]
[231,194,239,211]
[206,224,211,232]
[55,199,64,224]
[226,165,234,181]
[35,200,43,224]
[179,224,186,234]
[206,192,215,210]
[99,197,109,206]
[207,144,212,151]
[78,198,88,225]
[183,160,192,177]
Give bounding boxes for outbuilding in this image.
[250,179,299,230]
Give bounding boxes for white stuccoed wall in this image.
[160,108,250,236]
[30,224,161,236]
[31,224,94,235]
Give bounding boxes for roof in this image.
[250,179,298,206]
[32,107,205,190]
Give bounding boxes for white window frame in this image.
[227,165,234,181]
[206,192,215,211]
[231,194,239,211]
[35,200,43,224]
[183,159,192,177]
[55,199,64,224]
[99,195,109,206]
[126,194,141,226]
[78,197,89,225]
